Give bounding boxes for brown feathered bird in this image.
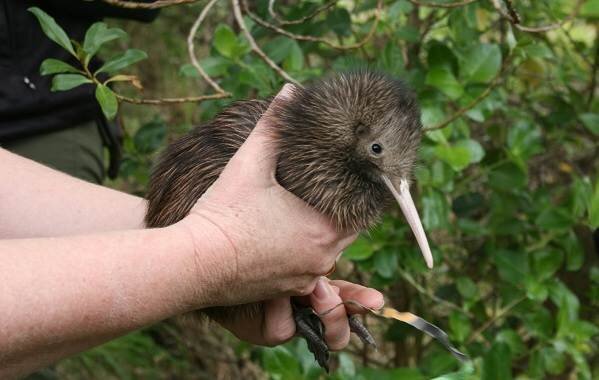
[145,70,433,370]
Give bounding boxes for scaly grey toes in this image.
[348,314,377,349]
[292,303,330,372]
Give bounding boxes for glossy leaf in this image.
[51,74,92,91]
[213,24,240,59]
[97,49,148,74]
[460,44,502,83]
[40,58,80,75]
[95,84,118,120]
[344,236,375,261]
[28,7,75,56]
[83,22,126,58]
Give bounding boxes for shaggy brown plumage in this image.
[146,70,421,232]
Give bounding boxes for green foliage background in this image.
[33,0,598,379]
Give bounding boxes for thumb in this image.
[227,83,296,184]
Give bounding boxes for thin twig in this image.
[187,0,229,95]
[232,0,301,86]
[101,0,198,9]
[116,92,229,104]
[491,0,584,33]
[268,0,337,25]
[587,38,598,109]
[397,268,473,317]
[244,0,382,51]
[423,57,514,131]
[466,296,525,344]
[407,0,478,8]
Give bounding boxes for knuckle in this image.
[327,326,351,351]
[264,325,295,346]
[292,280,317,296]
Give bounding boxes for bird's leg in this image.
[292,301,330,371]
[292,300,377,372]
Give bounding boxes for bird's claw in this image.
[292,303,376,372]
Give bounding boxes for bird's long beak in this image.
[381,175,433,269]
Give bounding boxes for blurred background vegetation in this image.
[38,0,598,378]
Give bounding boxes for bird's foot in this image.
[292,303,376,372]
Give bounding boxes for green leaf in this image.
[535,208,573,230]
[283,41,304,72]
[213,24,239,59]
[578,112,599,135]
[374,249,398,279]
[541,347,566,375]
[261,346,302,380]
[460,43,502,83]
[532,250,563,280]
[489,163,527,192]
[83,22,127,59]
[51,74,92,91]
[494,249,529,285]
[590,179,599,228]
[581,0,599,17]
[344,236,375,261]
[456,277,478,300]
[507,121,542,159]
[496,329,525,357]
[482,342,512,380]
[526,278,548,302]
[95,85,118,120]
[456,139,485,163]
[422,189,449,230]
[133,119,167,154]
[97,49,147,74]
[389,0,413,17]
[326,8,352,37]
[434,144,471,171]
[179,57,231,78]
[449,311,471,342]
[264,36,297,63]
[40,58,80,75]
[425,67,463,100]
[28,7,75,56]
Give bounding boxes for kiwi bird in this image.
[145,70,432,370]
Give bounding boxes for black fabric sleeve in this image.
[42,0,160,22]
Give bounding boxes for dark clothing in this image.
[0,0,158,141]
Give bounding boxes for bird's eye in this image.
[371,143,383,154]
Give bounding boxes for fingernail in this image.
[313,277,334,301]
[276,83,295,100]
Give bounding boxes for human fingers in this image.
[262,297,295,346]
[329,280,385,314]
[225,83,296,185]
[309,277,350,351]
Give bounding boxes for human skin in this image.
[0,85,384,378]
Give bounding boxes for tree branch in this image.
[243,0,382,51]
[187,0,229,95]
[115,92,229,104]
[268,0,337,25]
[407,0,478,9]
[101,0,199,9]
[491,0,584,33]
[231,0,301,86]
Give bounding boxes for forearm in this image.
[0,223,224,378]
[0,148,146,238]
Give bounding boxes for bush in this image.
[32,0,598,378]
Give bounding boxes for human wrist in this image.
[169,212,238,310]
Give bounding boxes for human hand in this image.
[218,279,384,350]
[176,84,357,309]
